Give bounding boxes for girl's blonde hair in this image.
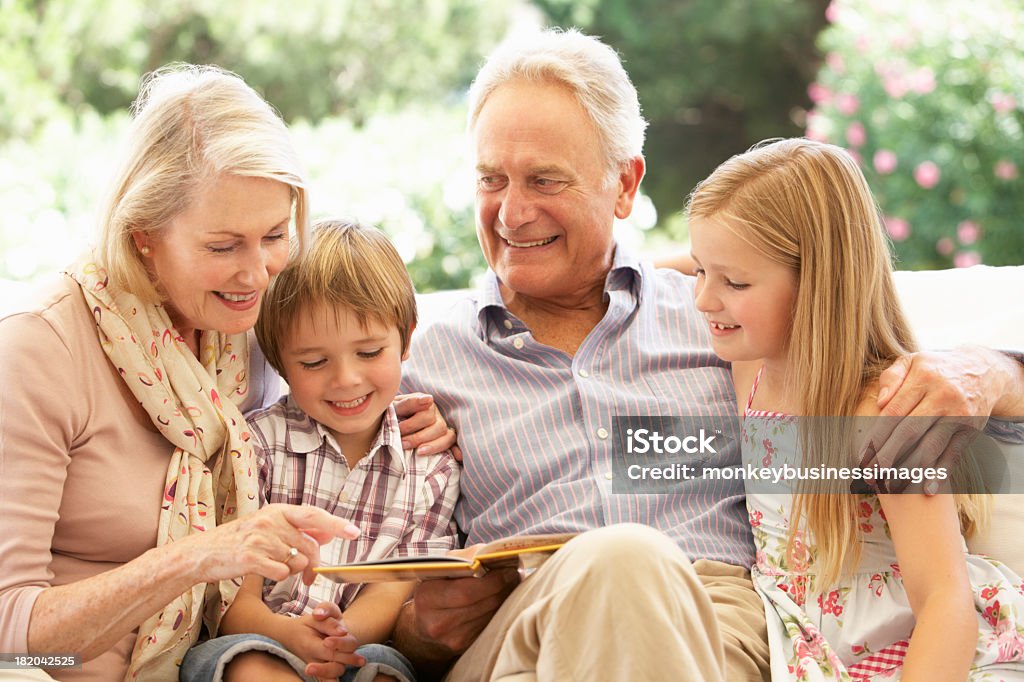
[688,138,987,585]
[97,64,309,303]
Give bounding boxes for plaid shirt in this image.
[248,395,460,615]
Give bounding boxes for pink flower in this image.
[954,251,982,268]
[883,76,908,99]
[825,1,840,23]
[889,33,912,50]
[992,93,1017,114]
[957,220,981,245]
[995,160,1019,181]
[826,52,845,74]
[908,67,936,94]
[981,586,1000,601]
[808,82,832,104]
[836,93,860,116]
[749,509,763,527]
[846,121,866,147]
[936,237,955,256]
[914,161,941,189]
[874,149,898,174]
[846,149,863,167]
[996,629,1024,663]
[884,217,910,241]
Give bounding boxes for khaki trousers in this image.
[446,523,769,682]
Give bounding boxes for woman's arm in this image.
[878,492,977,682]
[27,504,359,660]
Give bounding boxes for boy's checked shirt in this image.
[247,395,460,614]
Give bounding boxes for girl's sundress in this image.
[743,368,1024,681]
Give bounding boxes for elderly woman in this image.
[0,65,451,681]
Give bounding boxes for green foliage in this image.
[809,0,1024,268]
[534,0,829,236]
[0,0,511,289]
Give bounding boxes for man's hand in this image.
[394,393,462,460]
[861,348,1007,491]
[393,568,519,674]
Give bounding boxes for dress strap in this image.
[745,365,765,412]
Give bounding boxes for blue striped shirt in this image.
[403,247,755,567]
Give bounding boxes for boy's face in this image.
[281,304,408,458]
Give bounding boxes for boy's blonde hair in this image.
[97,64,309,303]
[256,219,417,378]
[687,138,988,586]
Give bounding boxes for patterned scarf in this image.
[67,255,260,680]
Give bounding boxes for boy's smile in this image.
[281,304,409,465]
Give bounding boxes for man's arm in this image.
[877,347,1024,419]
[861,347,1024,486]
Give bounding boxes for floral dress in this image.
[744,371,1024,681]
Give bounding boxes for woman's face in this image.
[138,174,293,339]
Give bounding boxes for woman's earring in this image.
[140,246,151,255]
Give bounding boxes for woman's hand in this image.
[181,504,360,586]
[394,392,461,460]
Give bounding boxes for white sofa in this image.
[3,266,1022,572]
[415,265,1024,575]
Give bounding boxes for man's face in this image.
[472,79,639,303]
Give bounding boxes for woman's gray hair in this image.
[467,28,648,178]
[97,64,309,302]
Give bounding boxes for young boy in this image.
[181,219,460,682]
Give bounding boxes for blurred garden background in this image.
[1,0,1021,290]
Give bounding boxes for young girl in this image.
[687,138,1024,680]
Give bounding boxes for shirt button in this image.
[578,369,590,378]
[512,338,525,350]
[504,319,513,330]
[605,471,613,480]
[596,427,609,439]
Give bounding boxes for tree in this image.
[808,0,1024,268]
[533,0,829,234]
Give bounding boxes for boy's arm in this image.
[877,492,977,682]
[220,574,292,641]
[343,582,415,644]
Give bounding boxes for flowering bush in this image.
[807,0,1024,268]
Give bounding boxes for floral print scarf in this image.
[67,255,260,680]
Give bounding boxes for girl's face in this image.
[137,174,293,344]
[689,215,799,365]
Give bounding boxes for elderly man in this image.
[395,28,1024,681]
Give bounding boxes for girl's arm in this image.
[878,492,977,682]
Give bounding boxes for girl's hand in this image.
[394,392,461,460]
[181,504,360,585]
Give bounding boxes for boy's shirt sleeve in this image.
[391,450,462,558]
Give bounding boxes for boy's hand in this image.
[277,602,364,680]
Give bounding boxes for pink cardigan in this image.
[0,276,275,681]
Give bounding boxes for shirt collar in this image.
[282,396,406,474]
[476,242,645,329]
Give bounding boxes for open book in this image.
[314,533,578,582]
